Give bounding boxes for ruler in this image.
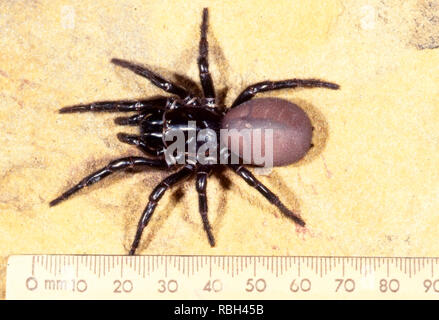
[6,255,439,299]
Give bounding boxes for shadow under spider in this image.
[289,97,330,165]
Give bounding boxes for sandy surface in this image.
[1,0,439,299]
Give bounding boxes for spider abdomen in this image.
[221,97,313,166]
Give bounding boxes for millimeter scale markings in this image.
[6,255,439,299]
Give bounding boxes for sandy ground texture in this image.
[1,0,439,299]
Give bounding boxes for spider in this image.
[50,8,339,255]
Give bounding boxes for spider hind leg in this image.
[231,79,340,108]
[228,164,305,226]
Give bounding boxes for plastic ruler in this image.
[6,255,439,299]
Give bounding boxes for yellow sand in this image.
[1,0,439,299]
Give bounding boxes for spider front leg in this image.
[111,58,192,99]
[59,98,168,113]
[196,165,215,246]
[231,79,340,108]
[228,164,305,226]
[50,157,168,206]
[129,164,195,255]
[198,8,216,103]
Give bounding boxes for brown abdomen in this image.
[221,98,313,166]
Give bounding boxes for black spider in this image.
[50,8,339,255]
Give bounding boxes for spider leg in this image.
[129,164,195,255]
[198,8,216,103]
[228,164,305,226]
[196,165,215,246]
[114,113,148,126]
[111,58,191,99]
[59,98,168,113]
[117,133,164,157]
[49,157,168,206]
[117,133,149,150]
[231,79,340,108]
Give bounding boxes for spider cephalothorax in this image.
[50,8,339,255]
